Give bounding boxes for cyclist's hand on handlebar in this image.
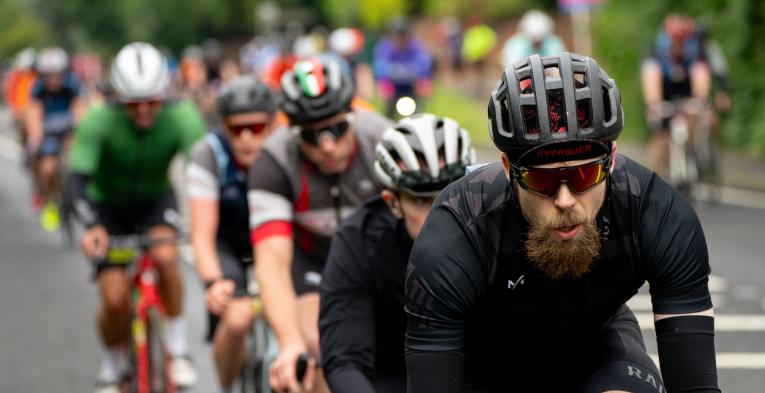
[205,279,235,315]
[270,342,315,393]
[81,225,108,260]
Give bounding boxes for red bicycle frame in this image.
[130,251,176,393]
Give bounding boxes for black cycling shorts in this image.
[206,236,253,341]
[578,306,664,393]
[292,246,325,296]
[92,191,180,275]
[37,132,72,157]
[457,306,663,393]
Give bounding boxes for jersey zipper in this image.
[129,132,147,205]
[330,174,342,229]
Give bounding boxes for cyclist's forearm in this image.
[254,237,303,346]
[189,198,222,282]
[67,172,101,228]
[405,350,464,393]
[24,102,43,141]
[326,366,377,393]
[192,235,222,282]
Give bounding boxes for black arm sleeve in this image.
[67,172,100,228]
[405,206,485,392]
[406,351,464,393]
[320,226,378,393]
[655,316,720,392]
[640,179,713,314]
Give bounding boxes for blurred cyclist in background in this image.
[373,17,433,118]
[460,17,497,96]
[697,22,731,121]
[641,13,711,177]
[24,47,86,231]
[4,48,37,146]
[187,75,279,393]
[177,45,218,127]
[68,42,205,393]
[320,113,475,393]
[71,52,105,106]
[328,27,375,100]
[501,10,566,67]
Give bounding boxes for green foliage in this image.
[594,0,765,154]
[0,0,48,59]
[422,0,556,21]
[422,83,492,146]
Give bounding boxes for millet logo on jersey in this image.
[507,274,526,290]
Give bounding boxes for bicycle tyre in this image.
[147,308,173,393]
[241,316,271,393]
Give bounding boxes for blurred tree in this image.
[0,0,48,60]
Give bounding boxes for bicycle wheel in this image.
[147,308,173,393]
[241,316,272,393]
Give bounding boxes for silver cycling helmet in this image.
[110,42,170,102]
[375,113,476,196]
[36,47,69,74]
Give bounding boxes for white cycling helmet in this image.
[110,42,170,101]
[36,47,69,74]
[375,113,476,196]
[328,27,365,58]
[15,47,37,70]
[519,10,554,42]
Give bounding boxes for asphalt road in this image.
[1,129,764,392]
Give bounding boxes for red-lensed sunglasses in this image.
[226,122,269,137]
[511,157,610,197]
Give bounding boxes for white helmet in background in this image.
[15,48,37,70]
[36,47,69,74]
[375,113,476,196]
[328,27,365,58]
[110,42,170,101]
[519,10,554,41]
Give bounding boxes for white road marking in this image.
[0,133,21,163]
[708,274,729,293]
[732,285,761,302]
[637,313,765,331]
[650,353,765,369]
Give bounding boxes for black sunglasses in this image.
[511,157,610,197]
[295,120,350,146]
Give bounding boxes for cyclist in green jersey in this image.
[68,42,205,393]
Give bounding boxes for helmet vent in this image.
[574,72,587,87]
[576,98,593,132]
[601,86,613,123]
[522,105,540,139]
[135,51,144,75]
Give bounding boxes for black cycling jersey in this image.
[405,154,714,392]
[320,196,411,393]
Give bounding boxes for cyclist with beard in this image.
[405,53,718,393]
[319,114,475,393]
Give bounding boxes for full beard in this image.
[524,210,601,280]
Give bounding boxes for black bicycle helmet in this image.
[280,55,355,125]
[217,75,278,117]
[488,52,623,163]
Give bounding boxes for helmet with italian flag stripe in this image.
[280,55,355,125]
